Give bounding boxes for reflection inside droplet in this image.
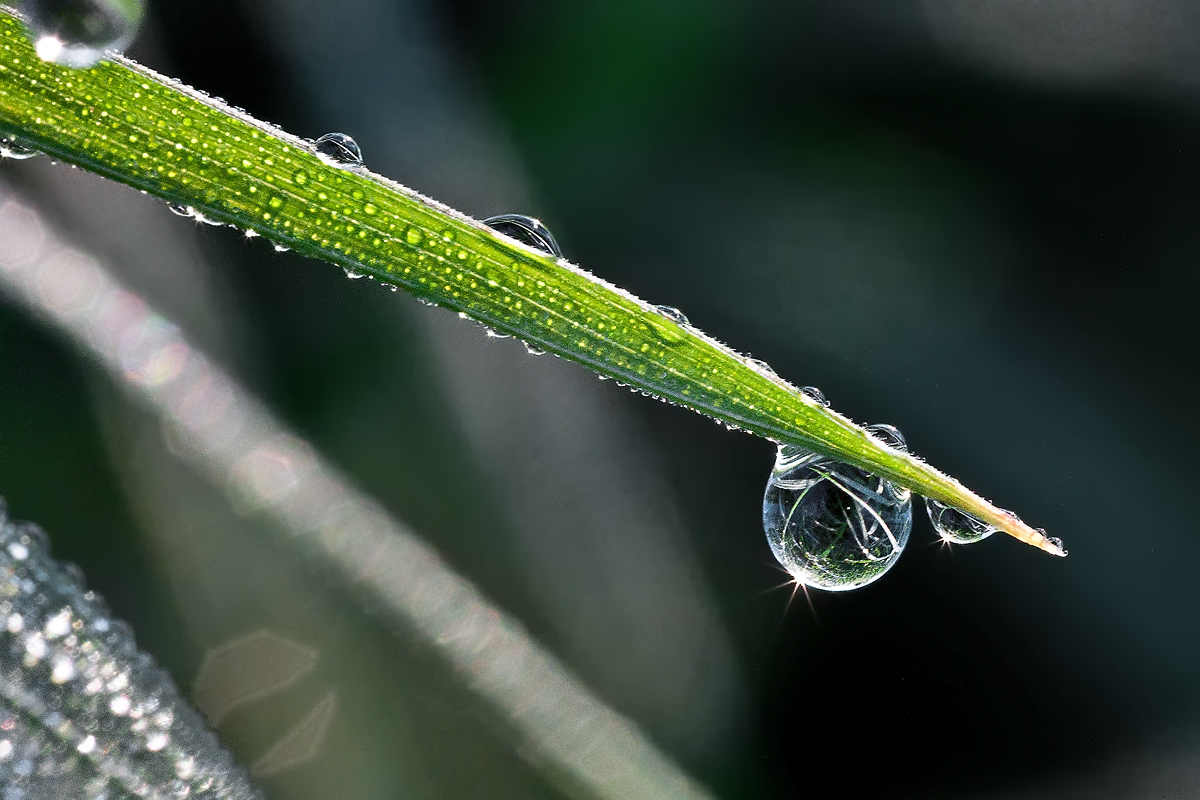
[483,214,562,257]
[654,305,689,326]
[0,137,40,160]
[763,434,913,591]
[799,386,829,407]
[924,497,994,544]
[23,0,146,68]
[313,132,363,168]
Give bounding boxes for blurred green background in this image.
[4,0,1200,797]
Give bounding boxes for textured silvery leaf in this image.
[0,498,261,800]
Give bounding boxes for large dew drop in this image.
[21,0,145,69]
[762,425,913,591]
[484,214,562,257]
[313,132,363,169]
[0,499,261,799]
[925,498,995,544]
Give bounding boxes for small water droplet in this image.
[313,132,363,168]
[273,244,290,252]
[483,214,562,257]
[763,444,913,591]
[24,0,145,68]
[524,342,546,356]
[864,423,907,451]
[345,269,364,279]
[1045,535,1068,557]
[0,137,40,160]
[800,386,829,407]
[484,328,511,339]
[747,358,776,377]
[654,305,689,326]
[924,498,995,544]
[167,203,193,218]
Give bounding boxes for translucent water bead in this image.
[484,214,562,257]
[313,132,363,169]
[762,424,913,591]
[0,498,262,800]
[925,498,995,545]
[0,137,39,160]
[21,0,146,68]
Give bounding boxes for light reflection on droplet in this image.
[925,497,995,544]
[483,214,562,257]
[24,0,146,68]
[762,430,913,591]
[312,132,363,169]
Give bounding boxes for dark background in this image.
[3,1,1200,798]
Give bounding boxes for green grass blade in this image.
[0,8,1063,556]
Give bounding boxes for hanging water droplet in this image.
[273,243,290,253]
[654,305,689,326]
[483,214,562,257]
[484,328,511,340]
[1045,534,1067,557]
[523,342,546,356]
[313,132,363,169]
[762,433,912,591]
[345,269,365,279]
[167,202,193,218]
[22,0,146,69]
[799,386,829,407]
[0,137,39,160]
[924,498,994,544]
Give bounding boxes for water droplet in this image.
[273,243,290,253]
[483,214,562,257]
[763,443,912,591]
[799,386,829,407]
[24,0,145,68]
[864,423,907,451]
[924,498,994,544]
[1045,535,1068,557]
[167,203,192,218]
[654,305,689,326]
[747,358,776,377]
[345,269,364,279]
[313,132,363,168]
[0,137,39,160]
[524,342,546,356]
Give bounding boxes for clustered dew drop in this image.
[0,137,39,160]
[483,214,562,257]
[312,132,363,169]
[21,0,145,68]
[0,498,261,798]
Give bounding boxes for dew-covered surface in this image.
[0,499,261,799]
[8,1,1200,798]
[0,8,1060,553]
